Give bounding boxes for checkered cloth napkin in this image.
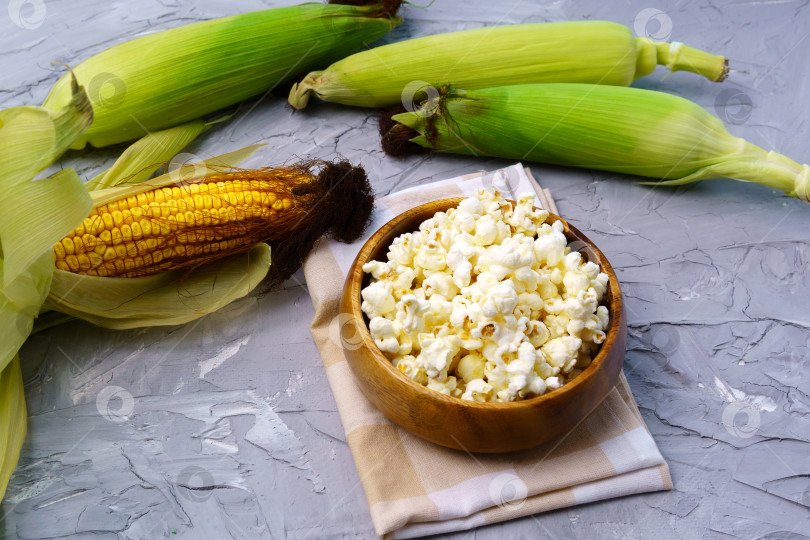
[302,164,671,538]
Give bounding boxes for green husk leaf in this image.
[42,3,401,148]
[0,252,53,373]
[86,119,207,191]
[0,355,26,500]
[0,81,93,287]
[1,169,92,289]
[45,243,271,329]
[89,144,265,207]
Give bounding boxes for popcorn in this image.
[396,355,427,385]
[461,379,495,402]
[423,272,459,299]
[361,281,396,319]
[369,317,399,355]
[427,375,460,397]
[457,352,486,382]
[418,335,461,378]
[473,215,499,246]
[396,294,430,333]
[361,188,611,402]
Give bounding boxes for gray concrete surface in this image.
[2,0,809,538]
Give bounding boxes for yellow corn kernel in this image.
[86,215,104,235]
[60,237,75,256]
[76,253,91,270]
[54,242,66,259]
[81,234,94,250]
[121,209,133,225]
[65,255,80,272]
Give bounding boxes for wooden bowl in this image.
[340,198,626,453]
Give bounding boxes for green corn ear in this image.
[289,21,727,109]
[383,84,809,202]
[43,1,402,149]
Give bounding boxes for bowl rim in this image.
[346,197,623,410]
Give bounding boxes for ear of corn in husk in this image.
[0,78,93,501]
[43,1,402,149]
[382,84,809,202]
[46,150,375,328]
[289,21,727,109]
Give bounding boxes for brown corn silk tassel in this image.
[53,161,374,286]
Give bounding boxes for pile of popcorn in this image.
[360,188,610,402]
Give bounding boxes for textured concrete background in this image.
[2,0,809,538]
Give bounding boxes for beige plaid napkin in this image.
[302,164,672,538]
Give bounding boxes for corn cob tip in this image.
[266,160,374,285]
[793,165,810,203]
[717,57,730,83]
[641,39,729,83]
[380,105,425,157]
[288,73,321,110]
[295,160,375,244]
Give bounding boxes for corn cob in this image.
[43,1,402,149]
[381,84,810,202]
[54,161,375,283]
[289,21,727,109]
